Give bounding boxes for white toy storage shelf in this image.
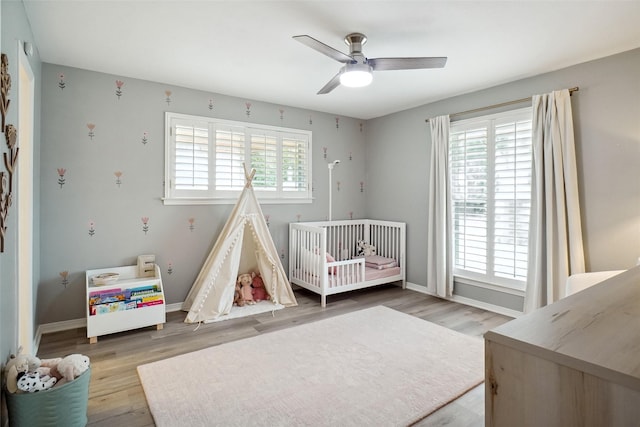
[85,264,165,344]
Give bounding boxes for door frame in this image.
[17,40,35,353]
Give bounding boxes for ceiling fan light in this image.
[339,64,373,88]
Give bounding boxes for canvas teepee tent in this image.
[182,165,297,323]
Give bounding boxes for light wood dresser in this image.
[485,266,640,427]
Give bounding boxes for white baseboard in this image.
[34,303,185,354]
[406,282,523,318]
[34,318,86,355]
[166,302,183,313]
[36,318,86,335]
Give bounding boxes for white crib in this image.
[289,219,406,307]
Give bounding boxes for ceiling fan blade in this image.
[293,35,353,63]
[317,71,342,95]
[369,57,447,71]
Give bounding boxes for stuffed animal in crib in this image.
[237,273,256,305]
[251,272,270,302]
[356,240,377,257]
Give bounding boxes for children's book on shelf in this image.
[88,283,163,316]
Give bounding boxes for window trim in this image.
[449,107,532,291]
[454,274,525,297]
[163,112,312,205]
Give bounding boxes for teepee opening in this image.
[181,164,297,323]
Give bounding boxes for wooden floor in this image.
[37,285,512,427]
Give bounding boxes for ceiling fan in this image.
[293,33,447,94]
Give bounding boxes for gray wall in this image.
[38,64,367,324]
[1,0,42,422]
[37,48,640,322]
[5,1,639,331]
[366,48,640,309]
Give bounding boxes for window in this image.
[164,113,312,204]
[449,108,532,290]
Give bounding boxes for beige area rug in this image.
[138,306,484,427]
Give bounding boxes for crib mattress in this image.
[364,266,401,281]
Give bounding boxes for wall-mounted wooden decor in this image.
[0,53,18,252]
[1,54,10,129]
[0,172,8,251]
[4,124,19,187]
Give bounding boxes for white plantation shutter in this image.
[164,112,311,204]
[250,131,278,191]
[282,135,309,193]
[170,119,210,197]
[449,108,532,289]
[493,119,532,281]
[215,126,246,191]
[450,126,488,274]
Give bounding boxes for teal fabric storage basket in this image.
[5,367,91,427]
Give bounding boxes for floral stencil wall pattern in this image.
[142,217,150,234]
[87,123,95,140]
[59,271,69,288]
[115,80,124,99]
[57,168,66,188]
[39,63,366,323]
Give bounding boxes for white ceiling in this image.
[23,1,640,120]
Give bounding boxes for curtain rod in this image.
[425,87,579,123]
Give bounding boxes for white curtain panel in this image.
[524,89,585,312]
[427,115,453,297]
